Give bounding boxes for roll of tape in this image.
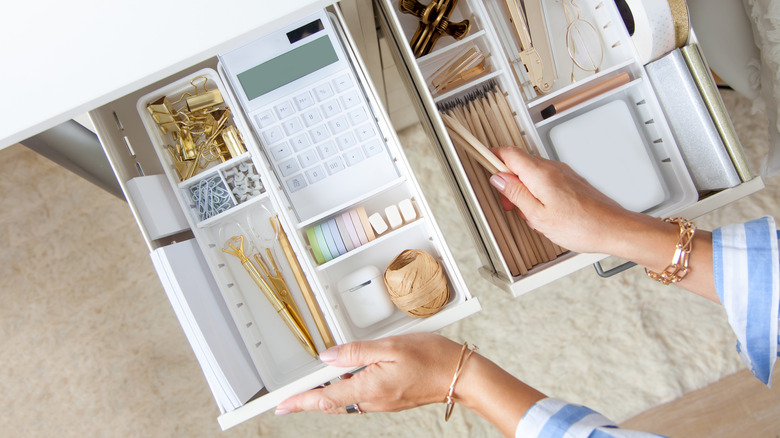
[625,0,688,64]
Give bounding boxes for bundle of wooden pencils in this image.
[438,83,566,277]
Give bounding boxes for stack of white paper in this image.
[151,239,264,412]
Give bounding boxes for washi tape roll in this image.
[327,218,347,256]
[306,227,326,264]
[342,211,363,248]
[313,224,333,262]
[623,0,688,64]
[335,214,355,251]
[320,220,340,258]
[349,209,369,245]
[356,206,377,242]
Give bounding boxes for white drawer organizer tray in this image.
[93,7,480,430]
[376,0,765,296]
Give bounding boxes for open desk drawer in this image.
[376,0,765,297]
[89,5,480,430]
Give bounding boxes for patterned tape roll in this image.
[625,0,689,64]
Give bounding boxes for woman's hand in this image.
[488,147,641,255]
[276,332,546,437]
[275,333,464,415]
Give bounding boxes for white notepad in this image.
[549,99,667,212]
[151,239,264,412]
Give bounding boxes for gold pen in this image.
[254,249,307,335]
[223,236,318,358]
[270,216,336,349]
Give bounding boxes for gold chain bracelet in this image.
[444,342,478,421]
[645,217,696,285]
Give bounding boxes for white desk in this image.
[0,0,331,149]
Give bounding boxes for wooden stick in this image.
[472,96,499,148]
[446,115,525,276]
[450,103,549,269]
[441,113,508,174]
[516,212,542,264]
[483,95,513,148]
[457,104,535,269]
[493,90,528,152]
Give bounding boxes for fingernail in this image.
[275,408,291,416]
[490,174,506,191]
[319,346,339,364]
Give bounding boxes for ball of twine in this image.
[383,249,449,318]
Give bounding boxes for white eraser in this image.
[398,198,417,222]
[368,212,389,235]
[384,205,403,229]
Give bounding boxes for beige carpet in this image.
[1,89,777,437]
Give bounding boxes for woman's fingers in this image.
[319,338,395,367]
[276,377,366,415]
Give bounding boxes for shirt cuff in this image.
[712,216,779,385]
[515,397,616,438]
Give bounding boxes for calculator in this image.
[219,9,400,223]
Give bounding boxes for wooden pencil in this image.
[446,112,524,276]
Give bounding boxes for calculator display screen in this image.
[237,35,338,101]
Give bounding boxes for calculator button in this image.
[274,101,295,119]
[314,83,334,101]
[305,165,327,184]
[290,133,311,152]
[278,158,300,177]
[348,107,368,125]
[309,125,330,143]
[324,157,345,175]
[269,143,293,161]
[321,100,341,118]
[286,175,307,193]
[298,149,319,168]
[317,140,338,159]
[328,116,350,135]
[363,140,384,158]
[344,148,363,166]
[335,132,357,150]
[301,108,323,127]
[340,90,361,109]
[333,74,354,93]
[282,117,304,135]
[293,91,315,110]
[355,124,377,142]
[262,126,285,145]
[343,148,364,166]
[254,110,275,128]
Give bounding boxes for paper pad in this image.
[549,99,666,212]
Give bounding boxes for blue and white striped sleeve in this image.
[515,398,666,437]
[712,216,780,386]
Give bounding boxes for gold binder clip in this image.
[147,75,248,182]
[186,89,224,112]
[222,125,247,158]
[399,0,471,58]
